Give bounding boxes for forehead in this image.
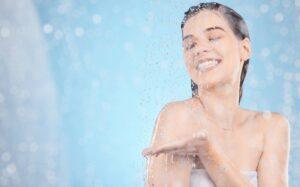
[182,10,231,36]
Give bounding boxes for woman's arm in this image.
[144,104,258,187]
[198,112,290,187]
[144,102,191,187]
[197,135,255,187]
[256,113,290,187]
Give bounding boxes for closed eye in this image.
[208,34,222,42]
[184,42,196,50]
[189,43,196,49]
[209,36,221,42]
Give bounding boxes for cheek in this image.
[183,53,194,70]
[217,40,232,56]
[218,40,240,67]
[218,43,241,81]
[220,40,240,61]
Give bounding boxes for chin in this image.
[192,79,220,90]
[195,75,230,89]
[190,67,228,88]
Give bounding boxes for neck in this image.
[194,81,241,130]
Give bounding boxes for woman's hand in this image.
[142,129,210,157]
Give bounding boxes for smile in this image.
[196,59,221,72]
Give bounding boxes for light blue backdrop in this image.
[0,0,299,186]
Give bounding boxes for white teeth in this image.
[197,60,219,71]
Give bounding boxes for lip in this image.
[197,58,222,64]
[195,58,222,72]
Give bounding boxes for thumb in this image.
[193,129,208,140]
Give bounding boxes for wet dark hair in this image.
[181,2,250,104]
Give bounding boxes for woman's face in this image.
[182,10,251,90]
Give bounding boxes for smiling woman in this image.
[181,3,251,103]
[142,2,290,187]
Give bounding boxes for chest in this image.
[174,117,264,170]
[212,129,264,170]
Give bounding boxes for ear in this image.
[240,37,251,64]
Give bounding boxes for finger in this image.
[142,143,182,157]
[152,145,181,155]
[170,150,198,156]
[153,143,200,156]
[152,132,208,155]
[142,147,154,157]
[151,141,185,155]
[192,130,208,140]
[172,147,199,154]
[142,144,182,157]
[151,134,206,156]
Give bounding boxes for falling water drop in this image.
[165,154,169,172]
[170,154,174,164]
[164,154,169,187]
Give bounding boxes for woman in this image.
[142,2,290,187]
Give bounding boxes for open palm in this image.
[142,129,210,157]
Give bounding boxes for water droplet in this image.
[165,154,169,172]
[30,142,39,152]
[124,16,133,26]
[18,142,27,152]
[54,30,63,40]
[6,163,16,175]
[262,111,272,120]
[0,27,10,38]
[57,2,70,14]
[259,4,269,13]
[92,14,102,24]
[279,27,289,36]
[16,107,26,117]
[124,42,134,52]
[43,24,53,34]
[46,170,56,183]
[283,72,293,80]
[74,27,84,37]
[1,152,10,162]
[170,154,174,164]
[0,93,5,103]
[274,13,284,23]
[140,26,152,36]
[294,73,300,82]
[279,54,289,63]
[261,48,270,57]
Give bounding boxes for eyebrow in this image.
[182,26,226,41]
[205,26,225,33]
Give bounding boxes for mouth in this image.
[195,58,222,72]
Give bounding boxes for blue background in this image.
[0,0,299,186]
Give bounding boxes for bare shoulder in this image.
[150,99,191,146]
[158,100,187,116]
[255,111,290,186]
[238,108,290,139]
[253,110,290,138]
[241,109,290,169]
[156,100,190,125]
[145,100,193,186]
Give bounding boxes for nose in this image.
[194,39,212,55]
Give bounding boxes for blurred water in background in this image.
[0,0,299,186]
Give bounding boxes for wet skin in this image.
[142,10,290,187]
